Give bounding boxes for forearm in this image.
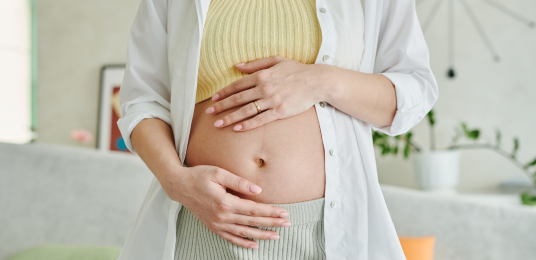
[323,65,397,127]
[131,118,185,183]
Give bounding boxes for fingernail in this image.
[279,212,289,218]
[212,94,220,101]
[233,124,242,131]
[205,107,214,114]
[250,244,258,249]
[269,235,280,240]
[235,62,246,67]
[281,222,291,227]
[249,184,262,194]
[214,120,223,127]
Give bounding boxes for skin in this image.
[131,118,290,250]
[206,55,397,132]
[130,55,396,249]
[185,98,326,204]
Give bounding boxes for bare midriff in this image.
[185,98,325,204]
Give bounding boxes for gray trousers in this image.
[174,197,326,260]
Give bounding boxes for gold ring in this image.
[253,101,262,114]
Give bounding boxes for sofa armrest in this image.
[381,184,536,260]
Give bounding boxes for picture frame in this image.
[97,64,130,153]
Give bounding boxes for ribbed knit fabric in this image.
[174,197,326,260]
[195,0,323,104]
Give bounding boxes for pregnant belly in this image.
[185,99,326,204]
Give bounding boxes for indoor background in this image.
[1,0,535,259]
[27,0,536,192]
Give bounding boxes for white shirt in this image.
[117,0,439,259]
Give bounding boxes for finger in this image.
[213,168,263,196]
[215,99,270,129]
[232,197,288,218]
[224,223,280,241]
[217,230,259,249]
[213,56,286,102]
[211,73,257,102]
[209,87,261,115]
[233,109,279,132]
[233,214,291,228]
[234,55,286,74]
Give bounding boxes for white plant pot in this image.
[414,150,460,193]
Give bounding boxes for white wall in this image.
[35,0,536,192]
[377,0,536,192]
[36,0,141,147]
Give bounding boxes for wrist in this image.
[155,159,188,184]
[319,64,343,104]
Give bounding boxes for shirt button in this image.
[319,7,327,13]
[330,201,337,208]
[329,149,334,156]
[319,102,326,108]
[322,55,330,62]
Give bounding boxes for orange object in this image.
[398,236,436,260]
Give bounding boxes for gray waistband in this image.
[265,197,325,225]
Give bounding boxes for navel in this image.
[256,158,266,167]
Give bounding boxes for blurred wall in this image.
[35,0,536,192]
[36,0,141,147]
[377,0,536,192]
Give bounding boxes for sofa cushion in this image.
[6,245,121,260]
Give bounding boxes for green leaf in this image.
[383,144,392,155]
[393,146,399,155]
[467,130,480,140]
[511,137,519,159]
[524,157,536,170]
[521,191,536,206]
[427,109,435,126]
[406,132,413,140]
[372,131,383,144]
[403,144,410,158]
[495,129,501,147]
[460,122,480,140]
[378,144,387,155]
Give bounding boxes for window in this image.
[0,0,34,143]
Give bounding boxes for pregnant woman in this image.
[117,0,438,259]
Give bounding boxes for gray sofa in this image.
[1,142,535,260]
[0,142,153,259]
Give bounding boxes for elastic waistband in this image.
[266,197,325,225]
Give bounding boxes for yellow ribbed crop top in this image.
[195,0,323,104]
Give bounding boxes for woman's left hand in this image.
[205,55,332,131]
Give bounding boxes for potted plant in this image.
[372,109,536,205]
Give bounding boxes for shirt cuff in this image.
[117,102,172,155]
[370,72,425,136]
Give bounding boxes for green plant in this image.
[521,191,536,206]
[372,109,536,205]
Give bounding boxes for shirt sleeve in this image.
[370,0,439,137]
[117,0,171,155]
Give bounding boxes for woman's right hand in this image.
[160,164,291,249]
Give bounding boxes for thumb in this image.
[215,169,262,195]
[234,55,286,74]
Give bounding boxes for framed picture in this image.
[97,64,130,153]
